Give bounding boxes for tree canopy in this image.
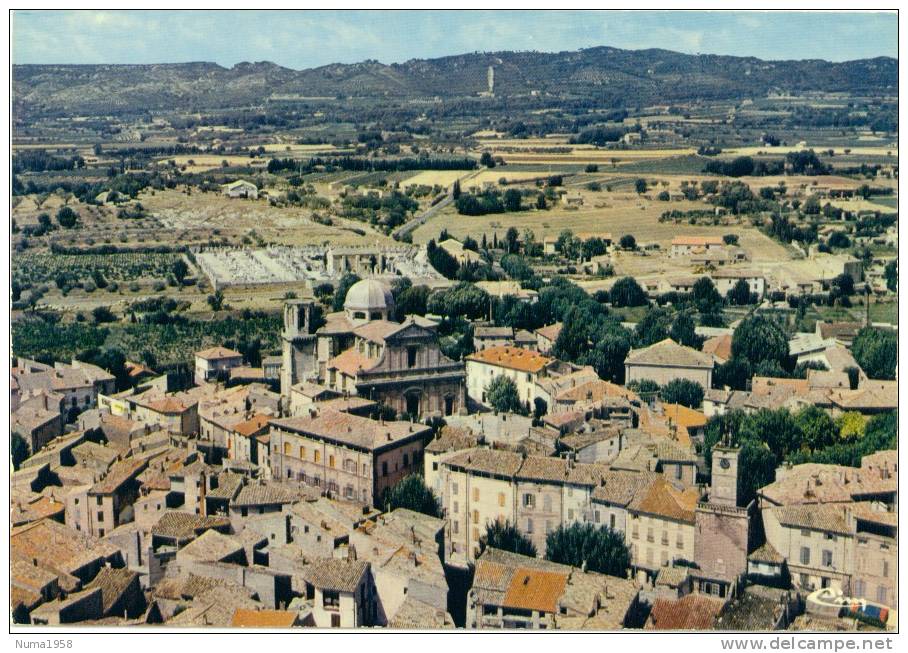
[479,519,537,557]
[381,474,443,518]
[852,327,897,380]
[487,375,523,414]
[544,523,631,577]
[731,315,789,370]
[660,378,705,409]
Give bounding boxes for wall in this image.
[625,363,712,389]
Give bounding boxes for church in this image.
[281,279,466,419]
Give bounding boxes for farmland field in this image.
[12,251,185,287]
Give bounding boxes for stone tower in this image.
[281,300,319,398]
[710,446,740,507]
[692,446,752,596]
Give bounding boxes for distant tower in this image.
[281,300,319,398]
[487,65,495,96]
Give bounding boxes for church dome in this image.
[343,279,394,313]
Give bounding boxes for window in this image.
[676,533,684,550]
[452,521,459,534]
[801,529,811,537]
[98,528,105,537]
[800,547,811,565]
[632,527,639,540]
[452,482,459,495]
[382,462,388,477]
[403,453,409,467]
[472,528,480,542]
[877,587,888,604]
[472,510,479,525]
[473,487,480,501]
[362,463,369,476]
[407,346,418,368]
[610,514,616,530]
[823,533,836,541]
[543,495,552,512]
[498,493,506,507]
[330,613,341,628]
[853,580,866,597]
[661,531,669,546]
[453,501,459,514]
[526,518,534,534]
[822,550,833,567]
[97,511,104,522]
[522,493,535,508]
[329,454,335,468]
[568,509,574,521]
[96,496,103,506]
[647,528,654,543]
[323,590,340,609]
[594,510,601,523]
[675,465,683,480]
[882,561,890,577]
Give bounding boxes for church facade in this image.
[281,279,465,419]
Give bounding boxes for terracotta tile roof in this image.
[152,512,231,541]
[178,529,245,562]
[233,483,300,507]
[231,609,298,628]
[655,565,690,588]
[827,386,897,411]
[625,338,715,368]
[629,477,698,523]
[443,447,524,478]
[90,458,146,495]
[271,409,431,451]
[592,470,660,507]
[662,403,708,430]
[327,347,378,376]
[751,376,809,396]
[388,597,454,629]
[646,594,724,630]
[466,345,554,373]
[534,323,563,342]
[353,319,404,344]
[702,334,732,362]
[318,311,355,335]
[195,346,243,361]
[10,493,66,527]
[303,558,369,593]
[502,567,568,614]
[316,396,377,413]
[11,519,121,577]
[232,413,272,437]
[425,425,478,454]
[748,541,784,565]
[140,396,191,414]
[555,379,640,404]
[84,567,139,615]
[773,504,850,535]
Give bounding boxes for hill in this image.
[13,46,898,118]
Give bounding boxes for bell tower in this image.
[710,446,740,507]
[281,300,319,398]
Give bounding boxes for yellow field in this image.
[412,192,738,244]
[401,170,468,188]
[827,199,895,213]
[481,149,697,165]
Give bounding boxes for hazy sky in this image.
[13,10,897,67]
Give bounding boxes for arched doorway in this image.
[444,394,455,416]
[405,391,421,418]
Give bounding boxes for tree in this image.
[852,327,897,380]
[660,378,704,408]
[726,278,754,306]
[884,260,897,292]
[11,432,30,470]
[171,259,189,285]
[731,315,788,369]
[479,519,537,557]
[669,312,701,349]
[332,273,362,311]
[691,277,723,313]
[426,240,459,279]
[715,358,751,390]
[737,440,777,506]
[394,284,430,321]
[831,273,854,297]
[452,179,462,200]
[480,151,496,168]
[503,189,522,212]
[619,234,636,250]
[634,178,647,194]
[738,408,803,462]
[381,474,443,518]
[544,523,630,577]
[553,307,587,362]
[723,234,739,246]
[836,412,866,441]
[609,277,648,308]
[635,306,673,347]
[56,206,78,228]
[794,405,837,451]
[91,306,116,324]
[207,290,225,311]
[487,375,523,414]
[505,227,520,254]
[583,331,631,384]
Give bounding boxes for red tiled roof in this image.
[466,346,553,373]
[195,347,243,361]
[327,348,378,377]
[646,594,724,630]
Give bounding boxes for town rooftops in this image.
[592,470,660,507]
[466,346,554,373]
[443,448,524,478]
[646,594,724,630]
[535,323,563,342]
[425,425,479,454]
[231,608,299,628]
[662,403,708,431]
[195,346,243,361]
[90,458,146,495]
[152,512,231,542]
[233,482,301,507]
[554,378,640,404]
[232,413,272,437]
[11,519,121,576]
[504,568,568,614]
[271,409,431,451]
[388,597,454,629]
[303,558,369,593]
[178,529,245,563]
[84,567,140,615]
[701,334,732,362]
[353,319,404,345]
[326,348,378,376]
[625,338,715,369]
[474,326,515,339]
[773,504,851,536]
[628,476,699,523]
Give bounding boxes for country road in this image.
[392,168,483,240]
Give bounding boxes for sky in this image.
[12,10,897,68]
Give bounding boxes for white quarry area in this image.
[194,244,445,289]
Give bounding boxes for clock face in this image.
[719,458,731,470]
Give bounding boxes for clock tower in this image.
[711,446,740,507]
